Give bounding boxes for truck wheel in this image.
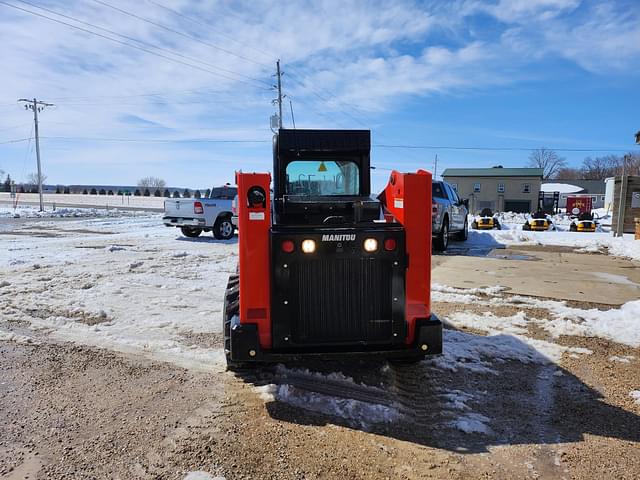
[214,216,235,240]
[181,227,202,238]
[494,220,501,230]
[434,219,449,252]
[454,219,468,241]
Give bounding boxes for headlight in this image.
[363,238,378,252]
[301,239,316,254]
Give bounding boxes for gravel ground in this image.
[1,215,639,479]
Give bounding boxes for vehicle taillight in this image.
[194,201,204,214]
[432,204,438,218]
[281,240,295,253]
[383,238,397,251]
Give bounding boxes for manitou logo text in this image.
[321,234,356,242]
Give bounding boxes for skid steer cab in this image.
[223,129,442,367]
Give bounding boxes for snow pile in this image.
[183,473,225,480]
[466,216,640,261]
[0,328,40,345]
[256,379,401,429]
[0,215,235,372]
[430,330,590,375]
[541,300,640,348]
[609,355,634,363]
[435,283,640,348]
[438,390,493,435]
[0,205,154,219]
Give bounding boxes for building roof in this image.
[441,167,544,178]
[565,179,606,194]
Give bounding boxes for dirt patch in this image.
[0,341,228,479]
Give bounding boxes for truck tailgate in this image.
[164,199,197,218]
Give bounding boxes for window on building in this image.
[561,194,567,199]
[591,196,597,203]
[601,195,605,201]
[497,183,505,193]
[522,183,531,193]
[473,183,481,193]
[451,183,458,192]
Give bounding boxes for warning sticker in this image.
[249,212,265,221]
[394,198,404,209]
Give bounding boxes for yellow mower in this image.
[523,210,555,231]
[472,208,501,230]
[569,212,598,232]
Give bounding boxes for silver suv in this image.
[432,181,468,251]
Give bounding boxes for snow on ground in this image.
[183,472,225,480]
[0,205,151,219]
[466,211,640,261]
[631,391,640,405]
[1,211,638,436]
[0,213,234,372]
[435,284,640,348]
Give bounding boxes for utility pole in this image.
[615,154,629,237]
[433,154,438,178]
[276,60,283,129]
[18,98,54,212]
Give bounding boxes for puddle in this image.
[442,246,538,261]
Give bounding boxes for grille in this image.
[290,258,393,344]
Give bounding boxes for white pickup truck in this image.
[163,186,237,240]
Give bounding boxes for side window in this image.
[522,183,531,193]
[443,183,453,201]
[473,183,481,193]
[432,182,446,199]
[497,183,505,193]
[451,185,460,204]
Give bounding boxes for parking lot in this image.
[1,213,639,479]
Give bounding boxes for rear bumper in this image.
[163,216,206,228]
[228,315,442,362]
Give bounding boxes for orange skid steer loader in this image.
[223,129,441,367]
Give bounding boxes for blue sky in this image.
[0,0,638,192]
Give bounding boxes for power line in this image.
[0,1,270,90]
[45,87,229,102]
[39,136,271,144]
[372,144,640,153]
[90,0,271,71]
[0,138,32,145]
[2,133,636,153]
[146,0,274,65]
[12,0,271,89]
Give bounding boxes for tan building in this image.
[442,167,544,213]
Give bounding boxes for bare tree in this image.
[25,172,47,192]
[580,155,617,179]
[137,176,166,189]
[579,153,640,179]
[527,148,567,179]
[554,167,581,180]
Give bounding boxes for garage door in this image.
[504,200,531,213]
